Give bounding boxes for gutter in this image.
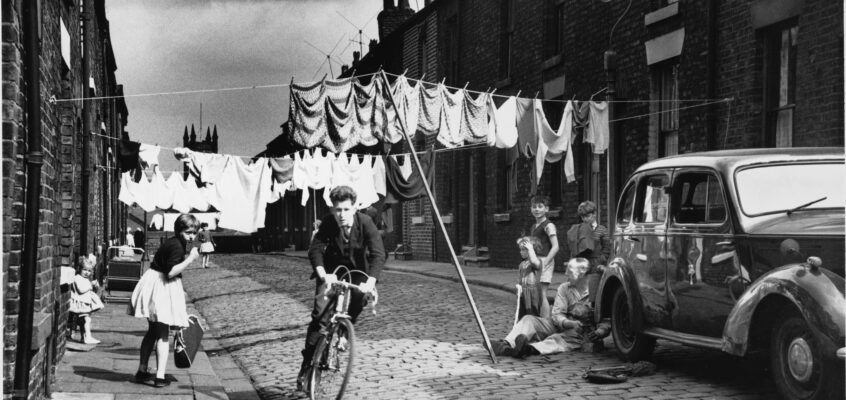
[13,0,44,397]
[80,0,90,255]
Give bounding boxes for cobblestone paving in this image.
[183,254,775,399]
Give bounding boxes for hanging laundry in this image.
[150,167,173,211]
[541,100,575,183]
[494,96,518,149]
[372,155,387,197]
[385,148,437,203]
[391,75,421,137]
[397,154,413,180]
[138,144,161,168]
[133,171,157,212]
[165,172,192,214]
[214,156,273,233]
[585,101,609,154]
[375,75,403,145]
[437,85,465,148]
[291,149,335,206]
[515,97,537,158]
[484,94,498,147]
[324,78,356,153]
[174,147,230,184]
[289,79,328,149]
[118,171,137,206]
[352,79,380,147]
[460,91,490,144]
[322,154,380,209]
[119,140,141,172]
[184,175,211,212]
[269,156,295,203]
[417,83,443,136]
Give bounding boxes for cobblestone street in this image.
[182,254,775,400]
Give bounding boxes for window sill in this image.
[493,213,511,222]
[541,55,562,71]
[644,3,678,26]
[441,214,453,224]
[411,216,425,225]
[494,77,512,89]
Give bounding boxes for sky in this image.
[105,0,419,172]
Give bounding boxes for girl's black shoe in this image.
[152,377,170,388]
[131,371,153,384]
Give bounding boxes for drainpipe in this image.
[13,0,43,397]
[80,0,90,256]
[706,0,718,150]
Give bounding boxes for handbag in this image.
[174,314,204,368]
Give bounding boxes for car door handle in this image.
[636,253,647,262]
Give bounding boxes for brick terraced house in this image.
[261,0,843,271]
[3,0,128,398]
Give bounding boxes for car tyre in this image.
[611,287,655,361]
[770,315,843,400]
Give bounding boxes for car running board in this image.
[642,327,723,350]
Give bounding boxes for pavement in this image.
[51,262,261,400]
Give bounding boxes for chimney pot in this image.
[398,0,411,9]
[341,65,349,75]
[383,0,394,10]
[353,51,361,63]
[369,39,378,53]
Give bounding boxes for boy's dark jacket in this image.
[308,212,386,281]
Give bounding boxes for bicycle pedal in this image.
[337,337,348,352]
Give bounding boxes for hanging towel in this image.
[215,156,273,233]
[460,91,490,144]
[437,85,465,148]
[531,99,556,188]
[544,100,575,183]
[185,176,211,212]
[293,149,334,206]
[165,172,192,214]
[417,83,443,136]
[385,148,437,203]
[133,171,157,212]
[372,155,387,197]
[392,75,421,137]
[151,167,173,211]
[269,156,295,203]
[494,96,518,149]
[353,79,378,144]
[118,171,137,206]
[119,140,142,172]
[138,144,161,168]
[586,101,609,154]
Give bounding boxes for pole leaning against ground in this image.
[379,70,498,363]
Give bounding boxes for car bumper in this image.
[837,347,845,360]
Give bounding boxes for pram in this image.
[103,246,146,302]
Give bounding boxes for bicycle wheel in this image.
[309,318,355,400]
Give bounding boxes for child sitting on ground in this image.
[516,236,549,318]
[70,255,105,344]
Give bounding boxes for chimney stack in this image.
[377,0,415,41]
[369,39,378,54]
[353,51,361,64]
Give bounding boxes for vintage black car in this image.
[595,147,844,400]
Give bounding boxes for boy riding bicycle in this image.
[298,185,386,391]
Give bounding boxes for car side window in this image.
[635,173,670,223]
[673,172,727,224]
[617,179,637,226]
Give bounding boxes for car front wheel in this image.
[610,287,655,361]
[771,316,843,400]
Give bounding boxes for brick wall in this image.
[3,0,125,397]
[365,0,842,270]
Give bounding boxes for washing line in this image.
[54,69,732,106]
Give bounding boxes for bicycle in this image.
[308,268,377,400]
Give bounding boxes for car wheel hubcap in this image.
[787,337,814,383]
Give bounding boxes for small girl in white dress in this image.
[70,255,105,344]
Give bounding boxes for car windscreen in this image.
[735,162,845,217]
